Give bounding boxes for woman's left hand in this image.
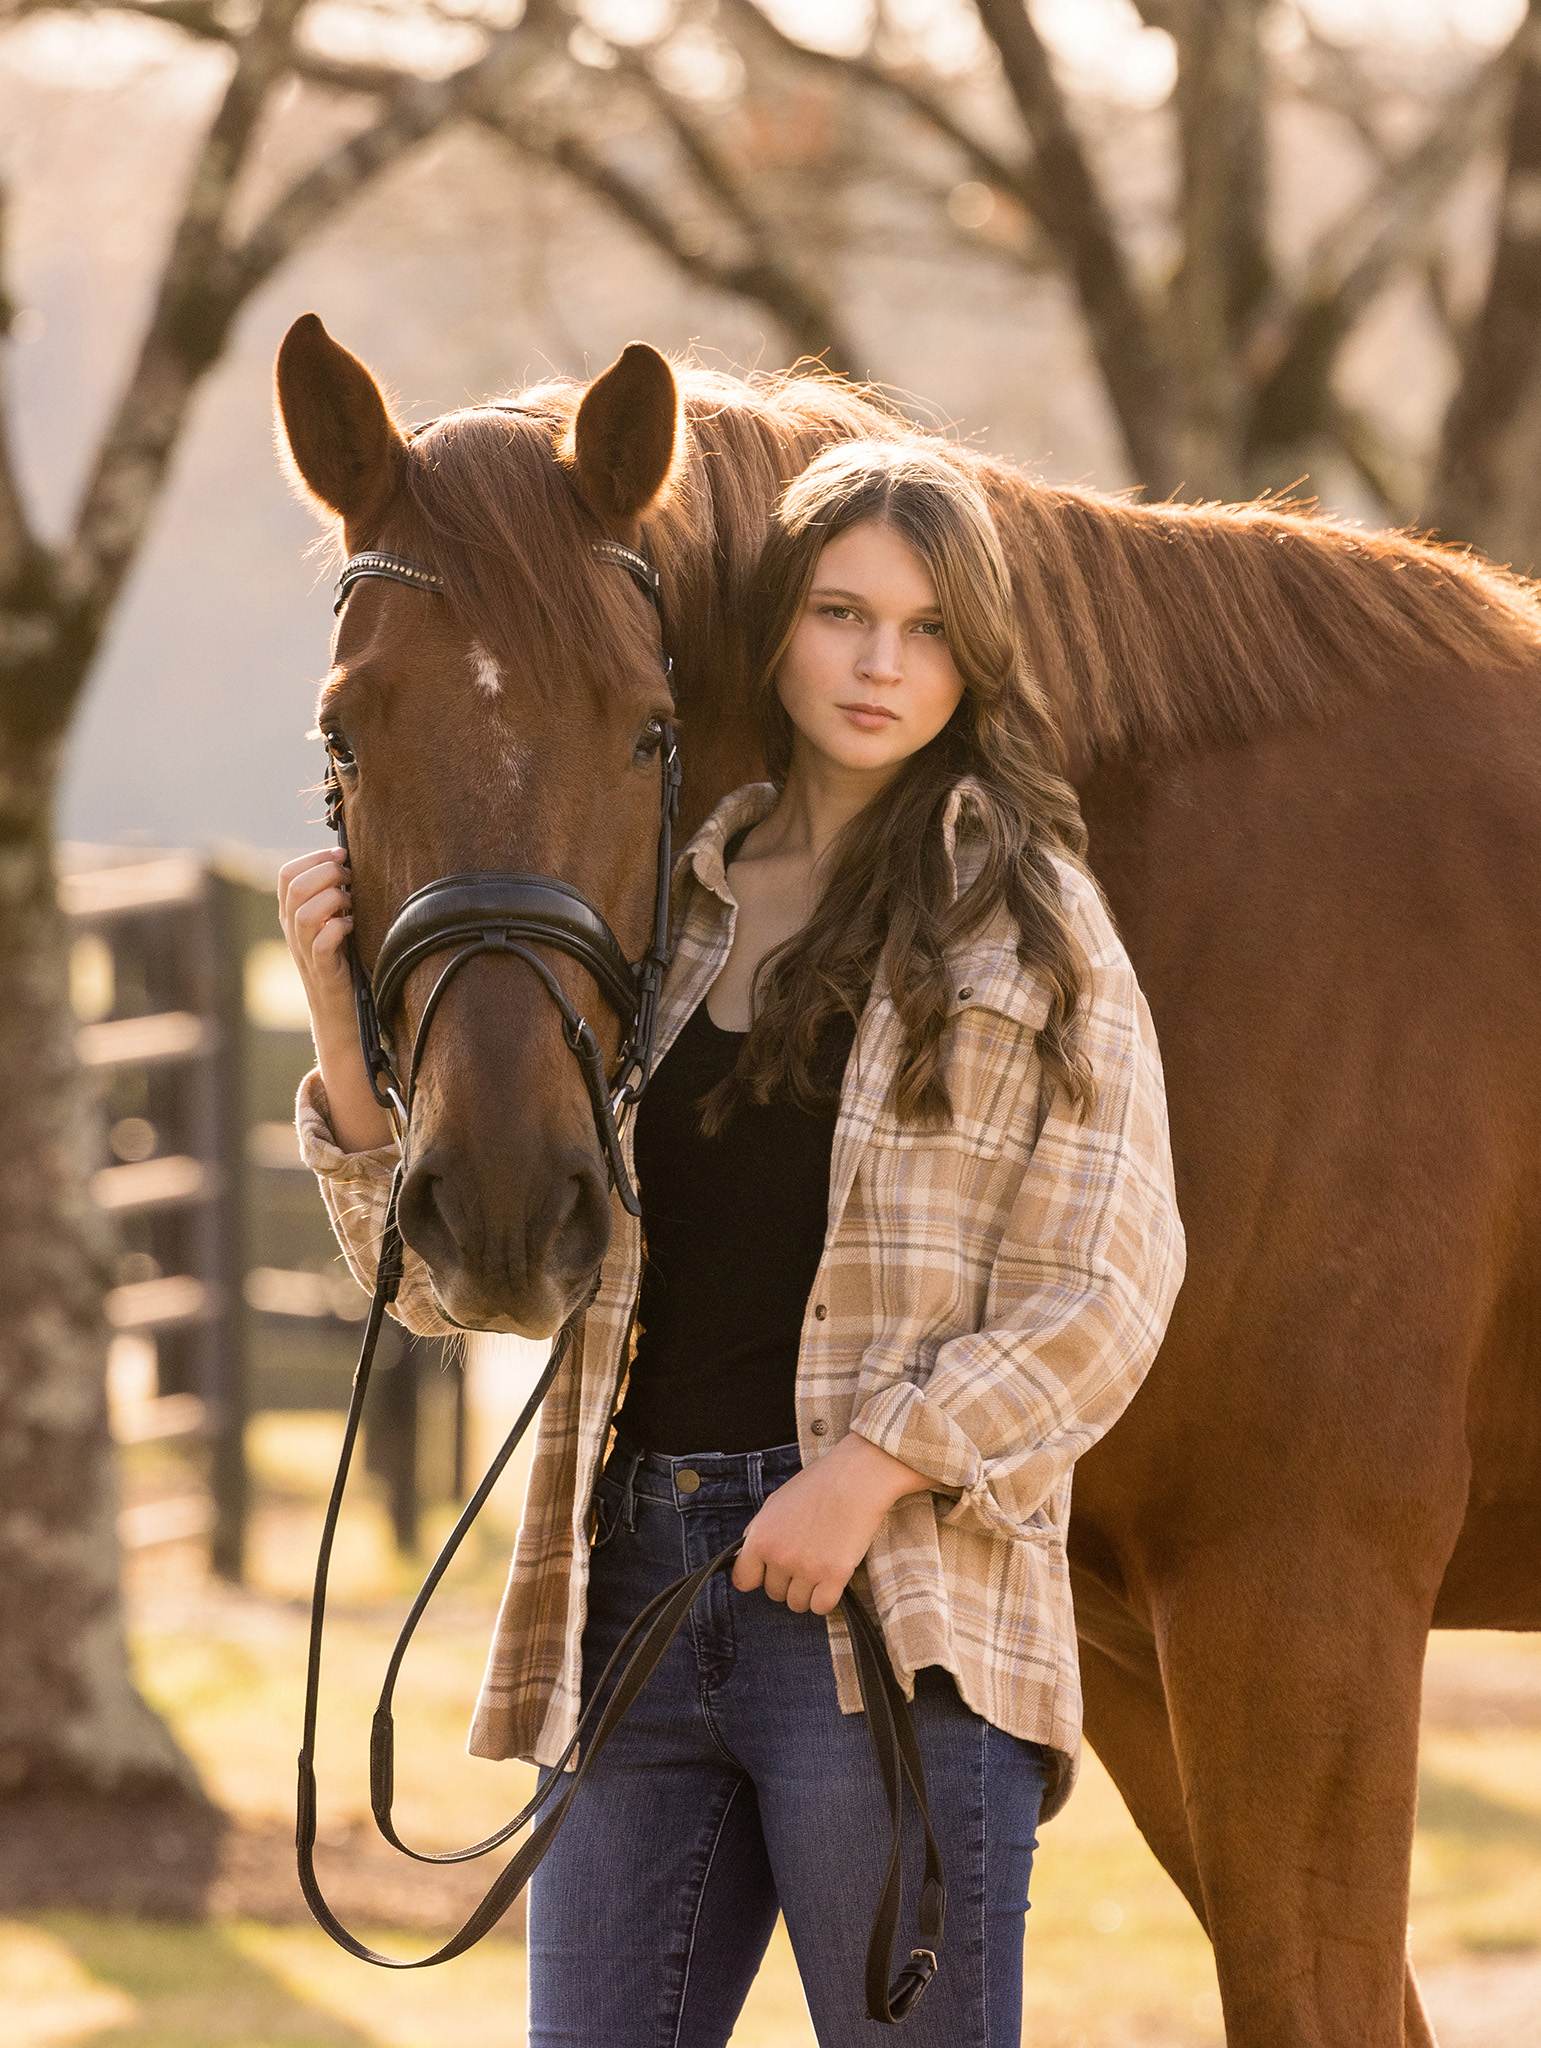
[732,1433,932,1616]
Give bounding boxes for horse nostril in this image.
[397,1151,460,1268]
[536,1158,611,1274]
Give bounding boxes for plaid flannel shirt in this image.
[296,778,1184,1819]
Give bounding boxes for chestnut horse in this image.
[275,313,1541,2046]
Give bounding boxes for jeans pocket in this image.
[587,1475,625,1551]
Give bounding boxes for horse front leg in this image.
[1154,1535,1445,2048]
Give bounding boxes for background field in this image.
[3,1415,1536,2048]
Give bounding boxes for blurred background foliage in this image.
[1,3,1539,2041]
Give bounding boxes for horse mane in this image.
[989,483,1541,766]
[391,361,1541,764]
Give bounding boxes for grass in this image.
[3,1412,1537,2046]
[1413,1725,1541,1966]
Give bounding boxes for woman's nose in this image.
[856,625,903,683]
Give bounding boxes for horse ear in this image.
[564,342,681,523]
[274,313,407,527]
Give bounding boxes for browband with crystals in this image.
[590,540,661,603]
[333,552,444,613]
[334,540,661,615]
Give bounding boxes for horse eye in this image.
[633,718,665,766]
[324,731,356,771]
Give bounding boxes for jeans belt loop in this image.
[621,1446,642,1532]
[748,1448,764,1510]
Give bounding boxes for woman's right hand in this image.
[278,848,394,1153]
[278,847,354,1021]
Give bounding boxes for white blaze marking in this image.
[469,642,503,697]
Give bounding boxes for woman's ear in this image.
[563,342,681,525]
[274,313,407,529]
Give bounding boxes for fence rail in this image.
[66,845,461,1574]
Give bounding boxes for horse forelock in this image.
[373,361,1541,766]
[388,396,628,694]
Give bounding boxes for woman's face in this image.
[775,519,966,785]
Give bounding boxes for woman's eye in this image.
[914,620,946,637]
[819,604,856,621]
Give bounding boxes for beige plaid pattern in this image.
[297,779,1185,1818]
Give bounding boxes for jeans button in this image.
[675,1468,701,1494]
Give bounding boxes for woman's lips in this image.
[838,702,899,731]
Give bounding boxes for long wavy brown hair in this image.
[700,439,1096,1136]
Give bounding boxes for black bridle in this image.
[297,519,946,2023]
[323,535,681,1219]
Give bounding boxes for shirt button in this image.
[813,1303,828,1321]
[810,1419,828,1437]
[675,1468,701,1494]
[957,986,974,1001]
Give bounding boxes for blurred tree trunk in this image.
[0,0,310,1801]
[0,735,201,1799]
[1168,0,1269,499]
[1430,0,1541,570]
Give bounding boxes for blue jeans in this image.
[527,1440,1046,2047]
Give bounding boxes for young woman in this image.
[280,441,1185,2045]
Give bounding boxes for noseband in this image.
[324,537,681,1220]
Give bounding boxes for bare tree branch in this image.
[1422,251,1468,357]
[718,0,1041,218]
[1169,0,1270,495]
[481,109,844,369]
[1247,24,1527,457]
[227,72,465,296]
[1323,392,1424,524]
[1292,18,1395,164]
[971,0,1175,488]
[617,54,856,369]
[1431,0,1541,549]
[0,186,44,594]
[48,3,575,727]
[55,0,306,693]
[283,44,424,96]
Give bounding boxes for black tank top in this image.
[616,995,857,1455]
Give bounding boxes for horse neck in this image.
[985,473,1541,777]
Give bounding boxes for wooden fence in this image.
[64,846,462,1579]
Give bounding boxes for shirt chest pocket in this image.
[864,956,1052,1162]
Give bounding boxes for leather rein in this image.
[297,531,946,2022]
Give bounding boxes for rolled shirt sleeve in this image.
[295,1067,459,1339]
[848,894,1185,1543]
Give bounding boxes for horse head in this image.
[275,314,683,1337]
